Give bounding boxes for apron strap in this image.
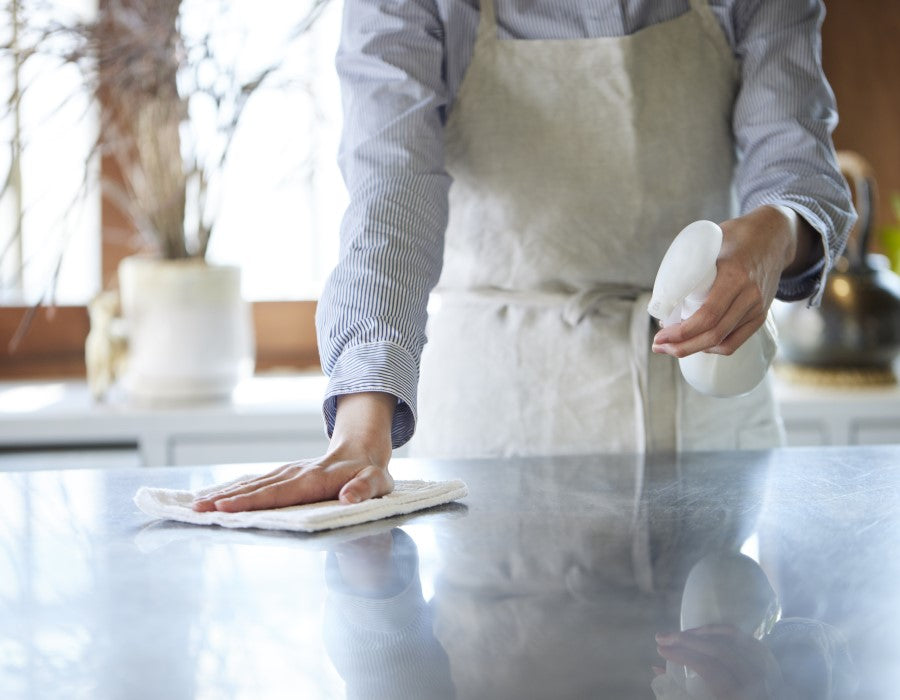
[688,0,739,73]
[436,285,680,454]
[477,0,498,40]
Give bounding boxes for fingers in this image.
[193,462,302,512]
[339,464,394,505]
[206,463,349,513]
[657,628,756,687]
[655,626,776,698]
[655,640,739,697]
[653,276,763,358]
[211,475,328,513]
[680,625,781,673]
[191,463,300,512]
[708,317,760,356]
[191,454,394,513]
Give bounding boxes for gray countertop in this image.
[2,446,899,699]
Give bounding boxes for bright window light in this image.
[1,0,345,305]
[0,0,99,306]
[169,0,346,301]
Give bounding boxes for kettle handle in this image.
[837,150,878,269]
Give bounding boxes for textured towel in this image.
[134,478,469,533]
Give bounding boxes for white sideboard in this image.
[0,370,898,470]
[0,374,333,468]
[773,375,900,446]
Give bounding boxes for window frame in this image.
[0,301,320,380]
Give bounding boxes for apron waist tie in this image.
[561,284,678,455]
[433,285,679,454]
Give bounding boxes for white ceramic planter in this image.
[118,256,255,404]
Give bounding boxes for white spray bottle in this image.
[647,220,778,398]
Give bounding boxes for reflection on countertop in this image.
[1,446,899,698]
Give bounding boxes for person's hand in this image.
[192,392,396,512]
[655,625,789,700]
[652,205,820,358]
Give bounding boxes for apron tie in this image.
[560,284,650,326]
[561,284,679,455]
[437,285,679,454]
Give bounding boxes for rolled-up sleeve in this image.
[316,0,450,448]
[730,0,856,304]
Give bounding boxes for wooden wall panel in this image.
[0,301,320,380]
[0,307,90,378]
[252,301,321,372]
[822,0,900,234]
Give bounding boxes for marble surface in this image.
[2,446,899,699]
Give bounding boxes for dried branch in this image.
[2,0,335,302]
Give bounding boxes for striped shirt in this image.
[316,0,856,448]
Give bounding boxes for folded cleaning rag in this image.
[134,478,468,533]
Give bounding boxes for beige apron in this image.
[413,0,785,458]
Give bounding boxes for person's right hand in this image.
[192,392,396,512]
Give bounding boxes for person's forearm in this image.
[316,0,450,451]
[729,0,854,304]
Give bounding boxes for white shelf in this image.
[0,373,331,466]
[1,368,898,469]
[772,370,900,446]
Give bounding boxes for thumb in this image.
[339,465,394,504]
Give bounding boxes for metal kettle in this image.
[775,151,900,371]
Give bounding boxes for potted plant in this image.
[2,0,331,402]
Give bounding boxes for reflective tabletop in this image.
[2,446,899,699]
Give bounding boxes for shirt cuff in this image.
[746,193,837,305]
[322,341,418,449]
[777,256,826,303]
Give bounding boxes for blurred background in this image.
[0,0,897,379]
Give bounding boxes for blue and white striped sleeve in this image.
[730,0,856,304]
[315,0,450,448]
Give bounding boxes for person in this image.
[193,0,854,514]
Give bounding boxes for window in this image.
[179,0,344,301]
[1,0,347,377]
[1,0,99,306]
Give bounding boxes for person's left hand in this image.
[655,625,789,700]
[652,205,817,358]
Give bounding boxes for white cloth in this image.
[413,0,784,458]
[134,478,468,533]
